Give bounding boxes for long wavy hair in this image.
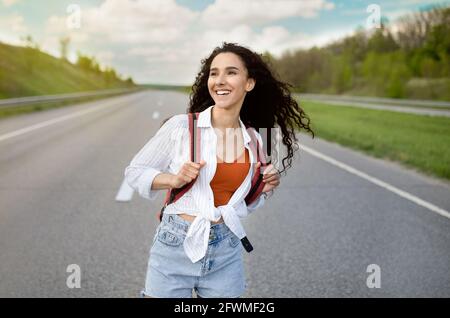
[188,42,314,175]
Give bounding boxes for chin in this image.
[214,97,241,108]
[213,101,232,108]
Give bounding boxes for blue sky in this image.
[1,0,449,85]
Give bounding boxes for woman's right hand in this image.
[170,160,206,189]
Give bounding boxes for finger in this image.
[182,170,197,179]
[263,175,277,183]
[185,161,201,169]
[182,175,193,183]
[263,164,276,175]
[184,165,200,175]
[265,178,279,186]
[268,179,280,186]
[262,169,273,178]
[263,172,277,180]
[187,160,206,170]
[174,176,186,187]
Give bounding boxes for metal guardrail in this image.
[296,93,450,109]
[0,87,141,109]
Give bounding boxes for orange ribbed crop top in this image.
[210,148,250,207]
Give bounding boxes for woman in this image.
[125,42,314,298]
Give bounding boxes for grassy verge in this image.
[298,99,450,181]
[0,90,140,119]
[299,98,450,111]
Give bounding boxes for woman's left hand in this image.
[256,162,280,193]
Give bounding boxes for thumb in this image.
[199,160,207,167]
[254,162,261,176]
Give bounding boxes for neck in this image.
[211,105,241,130]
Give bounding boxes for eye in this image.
[228,71,236,75]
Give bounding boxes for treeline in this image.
[76,53,134,85]
[21,35,134,86]
[268,6,450,100]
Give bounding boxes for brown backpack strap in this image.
[159,112,200,221]
[245,126,269,205]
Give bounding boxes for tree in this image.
[59,36,70,61]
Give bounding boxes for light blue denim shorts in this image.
[141,213,246,298]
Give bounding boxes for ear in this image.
[246,78,256,92]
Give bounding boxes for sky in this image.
[1,0,449,85]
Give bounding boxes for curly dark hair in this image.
[188,42,314,175]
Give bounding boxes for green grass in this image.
[299,100,450,181]
[300,98,450,111]
[0,42,135,99]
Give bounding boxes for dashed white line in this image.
[152,111,160,119]
[115,178,135,202]
[300,144,450,220]
[0,96,136,143]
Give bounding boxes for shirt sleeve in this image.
[247,194,266,212]
[124,114,187,200]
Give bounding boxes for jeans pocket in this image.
[157,227,184,247]
[228,234,240,248]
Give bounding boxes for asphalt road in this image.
[0,90,449,297]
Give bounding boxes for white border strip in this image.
[300,144,450,220]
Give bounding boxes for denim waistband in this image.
[162,213,232,238]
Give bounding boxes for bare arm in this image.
[151,160,207,190]
[151,173,175,190]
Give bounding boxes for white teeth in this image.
[216,90,230,95]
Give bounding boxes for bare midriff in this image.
[178,214,224,224]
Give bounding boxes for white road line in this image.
[0,98,130,143]
[152,111,160,119]
[300,144,450,220]
[115,178,135,202]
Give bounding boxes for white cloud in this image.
[41,15,89,59]
[42,0,198,69]
[0,14,28,46]
[45,0,198,45]
[8,14,26,32]
[96,50,115,67]
[2,0,19,7]
[32,0,347,85]
[125,23,328,84]
[200,0,334,27]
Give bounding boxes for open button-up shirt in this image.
[125,105,266,263]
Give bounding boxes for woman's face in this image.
[207,52,255,110]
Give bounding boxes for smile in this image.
[215,90,231,96]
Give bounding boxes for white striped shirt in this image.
[124,105,266,263]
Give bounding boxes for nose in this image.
[215,73,226,86]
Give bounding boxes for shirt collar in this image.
[197,105,251,145]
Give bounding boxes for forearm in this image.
[151,172,175,190]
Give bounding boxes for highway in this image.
[0,90,449,297]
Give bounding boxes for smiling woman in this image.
[190,42,314,175]
[125,42,314,299]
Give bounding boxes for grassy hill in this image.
[0,41,135,99]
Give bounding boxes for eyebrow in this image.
[209,66,240,71]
